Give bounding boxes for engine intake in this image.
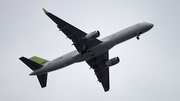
[85,30,100,41]
[105,57,120,67]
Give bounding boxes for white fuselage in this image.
[30,22,153,75]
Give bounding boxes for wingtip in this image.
[104,88,109,92]
[43,8,48,14]
[19,56,25,61]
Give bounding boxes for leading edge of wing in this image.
[43,8,86,33]
[42,8,101,54]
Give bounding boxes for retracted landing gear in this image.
[136,31,142,40]
[80,45,88,54]
[136,34,140,40]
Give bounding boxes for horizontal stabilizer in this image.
[19,57,42,71]
[37,73,48,88]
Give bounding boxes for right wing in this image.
[43,8,101,54]
[86,52,110,92]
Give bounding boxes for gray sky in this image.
[1,0,180,101]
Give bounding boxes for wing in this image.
[43,8,101,53]
[86,52,110,92]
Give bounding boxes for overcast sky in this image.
[1,0,180,101]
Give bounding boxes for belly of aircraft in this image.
[72,40,113,62]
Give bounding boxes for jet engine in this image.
[105,57,120,67]
[85,30,100,41]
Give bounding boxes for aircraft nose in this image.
[145,23,154,30]
[143,22,154,32]
[139,22,154,34]
[148,23,154,29]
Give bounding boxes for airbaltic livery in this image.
[20,8,154,92]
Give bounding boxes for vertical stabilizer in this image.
[29,56,49,65]
[19,57,48,88]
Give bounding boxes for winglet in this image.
[43,8,48,14]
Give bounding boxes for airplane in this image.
[19,8,154,92]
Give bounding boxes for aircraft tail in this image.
[19,56,49,88]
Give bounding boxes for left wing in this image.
[43,8,101,54]
[86,52,110,92]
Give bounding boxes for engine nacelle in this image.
[105,57,120,67]
[85,30,100,41]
